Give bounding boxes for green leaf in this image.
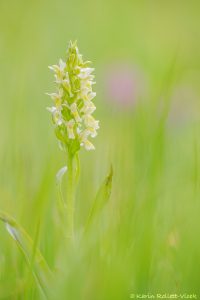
[85,165,113,231]
[56,166,68,222]
[61,105,71,121]
[0,211,52,298]
[56,166,68,186]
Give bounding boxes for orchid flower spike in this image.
[47,40,99,155]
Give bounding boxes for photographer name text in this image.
[130,294,197,299]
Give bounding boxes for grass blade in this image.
[85,165,113,231]
[0,211,52,298]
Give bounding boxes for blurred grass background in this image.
[1,0,200,299]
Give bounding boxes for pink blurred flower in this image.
[168,85,199,128]
[104,62,146,108]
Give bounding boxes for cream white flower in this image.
[70,103,82,123]
[79,129,95,150]
[81,100,96,115]
[47,106,63,126]
[82,139,95,151]
[46,88,63,107]
[78,67,94,79]
[83,114,99,130]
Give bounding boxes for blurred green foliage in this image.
[0,0,200,299]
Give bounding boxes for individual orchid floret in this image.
[47,40,99,155]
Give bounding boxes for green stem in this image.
[66,152,75,241]
[75,153,80,185]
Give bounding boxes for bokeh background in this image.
[1,0,200,299]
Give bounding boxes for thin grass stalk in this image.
[66,152,76,241]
